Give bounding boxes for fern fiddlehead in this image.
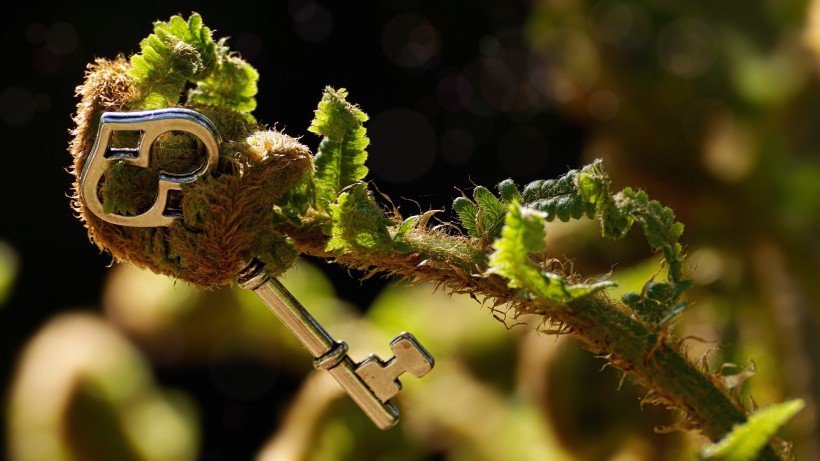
[68,14,792,460]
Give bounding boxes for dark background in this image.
[0,1,585,458]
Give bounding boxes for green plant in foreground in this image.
[69,14,802,460]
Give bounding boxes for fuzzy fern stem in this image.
[72,14,790,460]
[278,216,780,461]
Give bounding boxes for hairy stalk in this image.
[283,216,779,460]
[70,14,794,461]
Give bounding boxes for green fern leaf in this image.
[453,184,518,242]
[327,184,391,254]
[488,202,613,303]
[391,215,420,253]
[127,13,258,116]
[309,87,370,209]
[188,55,259,116]
[622,280,692,325]
[700,399,804,461]
[605,187,685,282]
[521,162,600,222]
[393,216,420,241]
[473,186,507,240]
[453,197,479,237]
[497,179,523,203]
[129,13,220,109]
[273,174,315,228]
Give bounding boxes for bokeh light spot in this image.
[589,1,633,44]
[439,128,475,165]
[382,14,441,70]
[497,126,549,178]
[587,90,619,121]
[46,22,78,56]
[479,35,501,56]
[479,57,517,112]
[289,0,317,21]
[657,18,717,78]
[294,3,334,43]
[0,87,36,126]
[368,108,437,183]
[683,99,728,147]
[436,74,473,111]
[32,46,61,74]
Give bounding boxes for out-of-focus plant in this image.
[63,12,808,461]
[516,1,820,459]
[6,313,198,461]
[0,241,18,306]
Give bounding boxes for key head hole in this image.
[104,130,143,159]
[150,130,208,176]
[95,130,208,217]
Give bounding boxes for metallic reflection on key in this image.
[78,109,435,429]
[238,261,433,429]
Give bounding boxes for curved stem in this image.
[283,220,782,461]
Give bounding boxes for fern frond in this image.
[603,188,685,282]
[521,161,601,222]
[188,54,259,116]
[129,13,219,108]
[488,201,613,303]
[128,13,257,116]
[700,399,804,461]
[327,183,392,254]
[309,87,370,210]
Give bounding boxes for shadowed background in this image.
[1,1,818,460]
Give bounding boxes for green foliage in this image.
[497,179,523,203]
[453,197,479,237]
[391,215,420,253]
[450,159,690,324]
[326,183,392,254]
[254,232,299,277]
[488,201,613,304]
[188,55,259,113]
[128,13,258,118]
[699,399,804,461]
[309,87,370,210]
[454,183,519,243]
[622,280,692,325]
[101,162,159,216]
[0,241,17,306]
[518,160,685,285]
[605,188,685,283]
[521,162,601,222]
[273,174,315,228]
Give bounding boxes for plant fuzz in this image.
[68,14,793,461]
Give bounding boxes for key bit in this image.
[78,108,435,430]
[356,333,434,402]
[237,260,407,429]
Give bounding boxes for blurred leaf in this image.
[0,241,18,306]
[699,399,804,461]
[7,314,198,461]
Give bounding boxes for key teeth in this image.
[355,332,435,403]
[391,332,435,376]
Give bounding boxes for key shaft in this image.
[237,261,400,429]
